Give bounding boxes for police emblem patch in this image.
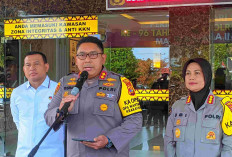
[122,78,135,96]
[206,131,216,140]
[100,104,108,111]
[225,101,232,112]
[49,96,52,100]
[175,128,181,138]
[128,87,135,96]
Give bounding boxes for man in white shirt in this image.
[10,51,64,157]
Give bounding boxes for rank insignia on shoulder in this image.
[206,131,216,140]
[100,104,108,111]
[207,95,214,104]
[54,82,61,95]
[99,71,107,80]
[221,96,232,136]
[175,128,181,138]
[186,96,191,104]
[96,92,106,97]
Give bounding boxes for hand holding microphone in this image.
[58,71,88,116]
[59,95,79,114]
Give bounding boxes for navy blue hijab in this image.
[182,58,212,111]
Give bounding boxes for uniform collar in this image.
[83,67,109,88]
[26,75,50,89]
[186,90,215,112]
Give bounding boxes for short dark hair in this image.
[25,51,47,63]
[76,36,103,52]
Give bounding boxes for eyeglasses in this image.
[76,51,103,60]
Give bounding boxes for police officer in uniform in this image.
[44,36,142,157]
[164,58,232,157]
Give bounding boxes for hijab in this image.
[182,58,212,111]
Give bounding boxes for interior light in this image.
[214,18,232,22]
[138,21,169,25]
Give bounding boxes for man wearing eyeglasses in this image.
[45,36,142,157]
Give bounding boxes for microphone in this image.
[60,71,88,116]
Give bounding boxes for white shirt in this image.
[10,76,64,157]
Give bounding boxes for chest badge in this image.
[100,104,108,111]
[206,131,216,140]
[107,94,115,98]
[103,82,114,87]
[107,78,116,82]
[175,128,181,138]
[96,92,106,97]
[63,91,69,97]
[67,81,76,86]
[176,119,181,125]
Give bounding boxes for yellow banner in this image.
[4,16,98,39]
[135,89,169,101]
[0,87,14,99]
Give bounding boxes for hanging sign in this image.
[4,16,98,39]
[107,0,232,10]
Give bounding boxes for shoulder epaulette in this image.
[110,71,123,77]
[67,72,74,75]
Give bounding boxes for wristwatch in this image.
[105,137,113,148]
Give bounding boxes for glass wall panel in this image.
[99,12,169,155]
[213,7,232,90]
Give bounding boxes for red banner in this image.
[107,0,232,10]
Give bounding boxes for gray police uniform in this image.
[164,91,232,157]
[44,68,142,157]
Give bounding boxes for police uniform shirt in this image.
[45,68,142,157]
[164,91,232,157]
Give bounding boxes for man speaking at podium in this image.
[45,36,142,157]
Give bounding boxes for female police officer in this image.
[164,58,232,157]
